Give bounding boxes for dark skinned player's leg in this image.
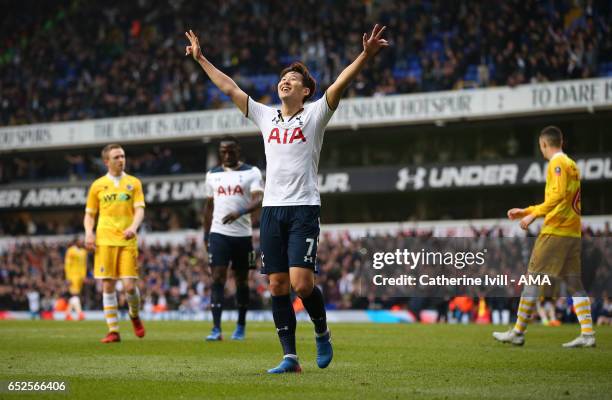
[231,267,250,339]
[206,266,227,340]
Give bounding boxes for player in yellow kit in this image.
[84,144,146,343]
[494,126,595,348]
[64,237,87,321]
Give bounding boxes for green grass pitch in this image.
[0,321,610,399]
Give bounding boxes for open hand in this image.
[363,24,389,57]
[185,29,202,61]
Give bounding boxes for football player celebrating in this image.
[186,24,388,373]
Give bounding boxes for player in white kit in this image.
[203,136,263,341]
[186,24,388,373]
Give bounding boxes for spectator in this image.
[0,0,610,125]
[3,224,609,323]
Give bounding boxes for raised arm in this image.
[326,24,389,110]
[185,30,248,115]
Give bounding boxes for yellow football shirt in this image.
[85,173,145,247]
[64,245,87,280]
[524,152,581,238]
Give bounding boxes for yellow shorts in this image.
[68,278,84,295]
[528,234,581,278]
[94,245,139,280]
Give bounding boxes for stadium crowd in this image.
[0,145,192,184]
[0,207,200,237]
[0,131,526,185]
[1,226,610,325]
[1,0,611,125]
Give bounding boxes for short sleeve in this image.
[310,93,335,132]
[250,167,264,193]
[246,96,272,128]
[133,179,145,208]
[85,183,99,215]
[205,172,214,198]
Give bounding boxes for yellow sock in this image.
[103,292,119,333]
[513,297,536,334]
[573,297,594,335]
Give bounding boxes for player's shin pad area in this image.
[0,321,610,400]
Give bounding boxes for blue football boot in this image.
[205,327,222,341]
[267,356,302,374]
[231,324,246,340]
[315,330,333,369]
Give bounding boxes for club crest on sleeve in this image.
[554,166,561,175]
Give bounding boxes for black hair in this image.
[218,135,240,147]
[539,126,563,147]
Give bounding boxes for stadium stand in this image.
[1,0,611,327]
[1,0,611,125]
[1,222,610,324]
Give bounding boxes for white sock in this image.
[572,296,594,335]
[126,287,141,318]
[103,292,119,332]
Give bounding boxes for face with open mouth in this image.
[278,71,308,102]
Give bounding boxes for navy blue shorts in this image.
[259,206,320,275]
[208,232,256,270]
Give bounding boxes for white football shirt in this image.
[246,94,335,206]
[205,164,264,237]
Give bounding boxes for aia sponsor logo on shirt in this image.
[267,127,306,144]
[217,185,244,196]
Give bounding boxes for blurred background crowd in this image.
[1,225,610,325]
[0,145,189,184]
[0,207,201,237]
[1,0,611,326]
[2,0,611,125]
